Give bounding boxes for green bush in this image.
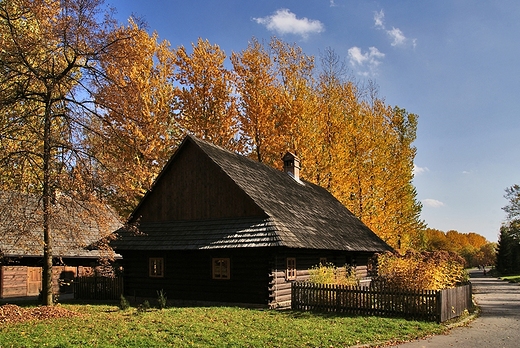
[157,289,167,309]
[119,294,130,311]
[137,300,150,313]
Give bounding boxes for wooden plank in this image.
[27,267,42,296]
[1,266,28,298]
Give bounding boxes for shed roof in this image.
[0,191,123,259]
[113,135,392,253]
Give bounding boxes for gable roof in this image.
[113,135,392,253]
[0,191,123,259]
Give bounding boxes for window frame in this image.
[212,257,230,280]
[319,257,327,265]
[286,257,297,281]
[149,257,164,278]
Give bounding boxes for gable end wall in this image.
[134,141,265,222]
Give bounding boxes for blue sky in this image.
[108,0,520,242]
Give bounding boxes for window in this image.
[212,258,230,279]
[286,257,296,280]
[319,257,327,265]
[149,257,164,278]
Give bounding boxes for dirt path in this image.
[391,269,520,348]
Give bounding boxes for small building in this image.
[0,191,122,299]
[112,135,392,307]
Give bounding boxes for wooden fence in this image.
[74,277,123,301]
[291,282,472,322]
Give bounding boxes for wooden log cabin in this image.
[0,191,122,299]
[112,135,392,308]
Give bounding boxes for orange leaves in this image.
[174,38,239,150]
[91,20,180,216]
[422,228,494,267]
[231,38,279,163]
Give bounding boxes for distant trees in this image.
[421,228,495,267]
[496,185,520,274]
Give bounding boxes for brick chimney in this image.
[282,152,300,181]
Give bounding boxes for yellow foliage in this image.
[308,263,358,286]
[375,251,468,291]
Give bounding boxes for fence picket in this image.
[74,277,123,300]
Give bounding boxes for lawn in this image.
[0,303,445,347]
[500,274,520,283]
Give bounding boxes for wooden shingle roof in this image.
[113,135,392,253]
[0,191,122,259]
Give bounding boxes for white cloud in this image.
[388,27,406,46]
[253,9,324,39]
[374,10,385,29]
[422,199,445,208]
[347,46,385,76]
[374,9,416,48]
[413,164,429,176]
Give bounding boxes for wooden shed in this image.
[0,191,122,299]
[112,135,392,307]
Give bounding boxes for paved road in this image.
[392,269,520,348]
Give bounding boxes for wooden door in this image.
[27,267,42,296]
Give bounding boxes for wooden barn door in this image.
[27,267,42,296]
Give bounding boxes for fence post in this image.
[436,290,442,323]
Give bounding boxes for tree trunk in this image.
[42,98,53,306]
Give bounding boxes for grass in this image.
[0,303,446,347]
[500,274,520,283]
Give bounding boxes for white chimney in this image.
[282,152,300,181]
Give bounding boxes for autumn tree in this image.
[421,228,494,267]
[174,38,239,150]
[301,47,356,191]
[89,20,180,217]
[231,38,281,162]
[0,0,125,305]
[233,41,424,250]
[268,37,315,169]
[310,72,423,250]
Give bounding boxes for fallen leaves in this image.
[0,304,82,324]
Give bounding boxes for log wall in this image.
[0,265,92,299]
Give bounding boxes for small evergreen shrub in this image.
[119,294,130,310]
[137,300,150,313]
[157,289,167,309]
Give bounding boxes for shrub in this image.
[308,263,358,286]
[374,250,468,291]
[119,294,130,311]
[157,289,167,309]
[137,300,150,313]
